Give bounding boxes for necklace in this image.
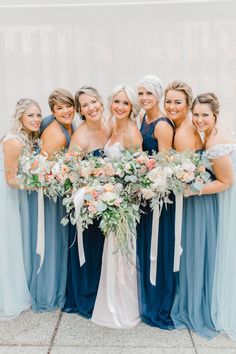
[114,128,126,136]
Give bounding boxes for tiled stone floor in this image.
[0,310,236,354]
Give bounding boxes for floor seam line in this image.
[47,310,62,354]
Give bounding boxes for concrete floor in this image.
[0,310,236,354]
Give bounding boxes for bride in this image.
[91,84,142,328]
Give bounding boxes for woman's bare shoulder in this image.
[206,128,236,149]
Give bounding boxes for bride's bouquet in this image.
[61,150,143,258]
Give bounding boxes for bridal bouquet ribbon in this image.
[174,193,183,272]
[73,187,86,266]
[36,187,45,273]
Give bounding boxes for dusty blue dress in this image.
[63,149,105,318]
[210,144,236,340]
[171,152,219,338]
[136,116,176,329]
[0,134,31,319]
[29,115,72,311]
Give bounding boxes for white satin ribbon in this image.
[73,187,86,267]
[36,188,45,274]
[107,232,116,314]
[150,199,162,286]
[174,193,183,272]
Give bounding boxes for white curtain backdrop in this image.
[0,0,235,135]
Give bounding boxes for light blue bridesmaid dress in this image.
[29,115,72,311]
[0,134,31,319]
[209,144,236,340]
[171,150,219,338]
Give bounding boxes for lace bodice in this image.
[104,141,124,159]
[205,144,236,159]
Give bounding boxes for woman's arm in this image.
[123,124,143,150]
[200,155,234,195]
[40,124,66,158]
[3,139,24,188]
[154,121,174,152]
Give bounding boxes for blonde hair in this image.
[10,98,41,147]
[164,80,193,109]
[48,88,75,111]
[74,86,103,119]
[191,92,220,120]
[137,74,163,102]
[107,84,140,121]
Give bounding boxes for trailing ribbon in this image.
[36,188,45,274]
[73,187,86,267]
[107,232,116,314]
[174,193,183,272]
[150,198,163,286]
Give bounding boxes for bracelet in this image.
[198,189,202,196]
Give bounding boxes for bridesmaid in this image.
[30,88,76,311]
[63,86,113,318]
[191,93,236,340]
[0,98,41,319]
[165,81,219,338]
[92,84,142,328]
[136,74,176,329]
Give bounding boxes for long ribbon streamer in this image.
[174,193,183,272]
[150,199,161,286]
[107,232,116,314]
[73,187,86,266]
[36,188,45,274]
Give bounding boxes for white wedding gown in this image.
[91,142,140,328]
[0,134,31,319]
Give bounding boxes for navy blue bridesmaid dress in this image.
[136,116,176,329]
[63,149,105,318]
[29,115,73,311]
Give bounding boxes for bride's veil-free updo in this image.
[107,84,140,121]
[10,98,41,147]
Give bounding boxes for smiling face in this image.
[192,103,216,134]
[111,91,132,120]
[137,87,158,111]
[164,90,188,124]
[51,102,75,126]
[79,93,103,122]
[21,105,42,133]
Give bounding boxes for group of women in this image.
[1,75,236,341]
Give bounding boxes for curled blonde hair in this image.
[10,98,41,148]
[107,84,140,121]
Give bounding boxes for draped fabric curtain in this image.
[0,0,235,135]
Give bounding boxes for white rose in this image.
[101,191,117,202]
[182,161,196,173]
